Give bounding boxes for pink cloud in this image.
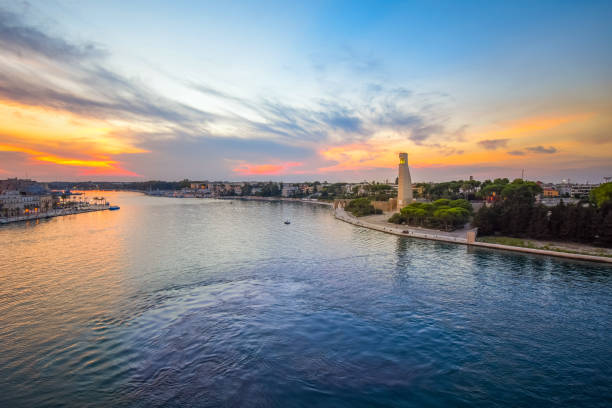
[233,161,303,175]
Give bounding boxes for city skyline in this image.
[1,1,611,183]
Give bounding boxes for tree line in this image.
[473,181,612,247]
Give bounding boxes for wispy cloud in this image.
[478,138,509,150]
[233,162,303,175]
[526,145,558,154]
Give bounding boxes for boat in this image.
[109,206,120,211]
[284,220,291,225]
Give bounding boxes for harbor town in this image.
[2,2,612,406]
[0,178,116,224]
[3,153,610,261]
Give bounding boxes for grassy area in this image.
[477,236,612,258]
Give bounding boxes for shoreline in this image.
[218,195,334,206]
[334,208,612,265]
[0,206,109,225]
[7,192,609,264]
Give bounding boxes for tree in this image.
[590,182,612,207]
[177,179,191,189]
[598,206,612,246]
[528,205,550,239]
[345,198,380,217]
[472,205,496,235]
[392,200,472,230]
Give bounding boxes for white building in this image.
[0,191,54,217]
[570,183,599,198]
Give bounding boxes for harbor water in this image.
[0,191,610,407]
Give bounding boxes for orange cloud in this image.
[475,113,594,140]
[0,101,148,155]
[233,162,303,175]
[318,143,396,172]
[315,112,601,173]
[0,144,141,177]
[0,99,149,177]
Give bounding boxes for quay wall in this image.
[334,208,612,265]
[0,206,109,225]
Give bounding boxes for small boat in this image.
[109,206,120,211]
[284,220,291,225]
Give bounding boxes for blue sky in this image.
[0,0,611,182]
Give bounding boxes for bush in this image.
[345,198,378,217]
[388,213,403,223]
[390,200,473,230]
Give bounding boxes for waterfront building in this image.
[570,183,599,198]
[542,188,559,198]
[0,178,47,193]
[556,183,572,196]
[281,185,299,197]
[190,182,209,190]
[0,191,54,217]
[397,152,413,208]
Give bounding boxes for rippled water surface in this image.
[1,192,611,407]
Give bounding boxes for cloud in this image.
[0,9,107,61]
[0,143,140,176]
[451,124,469,142]
[507,150,526,156]
[478,138,509,150]
[0,5,461,179]
[233,162,303,175]
[320,110,363,133]
[526,145,558,154]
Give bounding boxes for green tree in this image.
[590,182,612,207]
[345,198,380,217]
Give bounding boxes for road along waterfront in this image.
[334,208,612,264]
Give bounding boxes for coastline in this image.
[9,191,609,264]
[0,206,109,225]
[218,195,334,206]
[333,207,612,265]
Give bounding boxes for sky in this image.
[0,0,611,183]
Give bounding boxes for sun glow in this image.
[0,100,147,176]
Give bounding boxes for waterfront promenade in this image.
[334,208,612,264]
[0,206,109,224]
[335,208,470,244]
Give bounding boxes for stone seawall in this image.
[334,208,612,264]
[334,208,468,244]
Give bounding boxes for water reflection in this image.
[1,191,611,407]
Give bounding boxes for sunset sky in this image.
[0,0,611,182]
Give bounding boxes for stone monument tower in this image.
[397,152,413,208]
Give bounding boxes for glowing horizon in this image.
[0,1,610,182]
